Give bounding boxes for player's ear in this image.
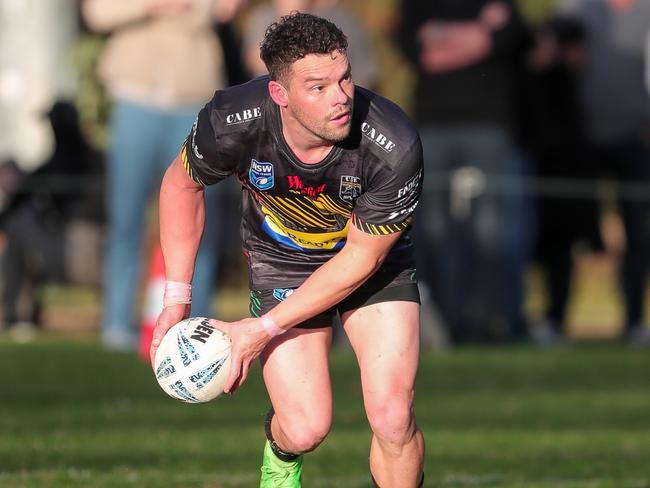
[268,80,289,108]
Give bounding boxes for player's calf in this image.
[259,408,329,488]
[267,406,330,454]
[366,395,424,487]
[265,408,304,461]
[261,409,303,487]
[371,473,424,487]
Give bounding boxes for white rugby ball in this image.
[154,317,231,403]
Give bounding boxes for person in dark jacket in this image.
[398,0,531,343]
[0,101,104,336]
[516,16,604,344]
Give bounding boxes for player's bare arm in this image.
[218,224,403,393]
[266,223,402,328]
[150,153,206,366]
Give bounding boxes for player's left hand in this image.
[209,317,271,393]
[150,304,190,368]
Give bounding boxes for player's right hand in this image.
[210,317,272,394]
[150,304,190,369]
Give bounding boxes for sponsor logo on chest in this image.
[226,107,262,125]
[287,175,327,198]
[361,122,396,153]
[250,159,274,190]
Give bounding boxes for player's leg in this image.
[342,300,424,488]
[255,288,334,488]
[261,326,332,452]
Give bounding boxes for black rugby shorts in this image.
[249,268,420,329]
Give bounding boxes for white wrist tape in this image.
[261,313,286,337]
[163,281,192,308]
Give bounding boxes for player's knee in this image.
[281,416,331,453]
[366,394,415,446]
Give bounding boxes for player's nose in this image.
[332,83,350,106]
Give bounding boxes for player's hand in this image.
[209,317,271,394]
[150,304,190,368]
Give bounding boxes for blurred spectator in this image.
[216,17,249,86]
[560,0,650,345]
[398,0,531,343]
[242,0,301,77]
[0,0,78,170]
[0,101,105,341]
[241,0,377,88]
[517,15,602,344]
[82,0,246,351]
[0,0,80,340]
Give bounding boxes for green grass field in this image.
[1,337,649,487]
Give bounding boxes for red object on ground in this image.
[138,243,165,362]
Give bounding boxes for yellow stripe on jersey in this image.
[352,214,412,235]
[318,195,352,217]
[319,194,351,216]
[260,194,316,228]
[263,211,350,250]
[253,190,351,232]
[274,196,333,228]
[292,197,337,224]
[181,146,205,186]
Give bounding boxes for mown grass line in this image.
[0,338,649,487]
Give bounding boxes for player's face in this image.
[285,51,354,143]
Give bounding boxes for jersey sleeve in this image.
[181,97,235,186]
[351,138,423,235]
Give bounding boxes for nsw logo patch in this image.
[249,159,274,190]
[272,288,294,302]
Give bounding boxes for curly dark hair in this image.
[260,12,348,82]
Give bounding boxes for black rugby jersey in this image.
[182,76,423,289]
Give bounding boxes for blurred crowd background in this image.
[2,0,650,352]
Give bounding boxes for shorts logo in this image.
[250,159,274,190]
[273,288,294,302]
[339,175,361,202]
